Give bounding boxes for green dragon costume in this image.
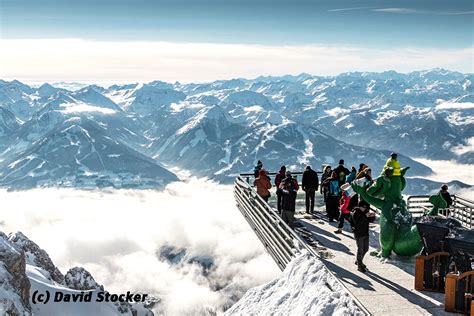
[351,164,448,258]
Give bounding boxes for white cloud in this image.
[0,39,472,83]
[373,8,418,14]
[450,137,474,157]
[0,178,280,314]
[436,101,474,110]
[372,8,474,15]
[412,157,474,185]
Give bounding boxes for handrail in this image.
[234,176,371,315]
[407,195,473,229]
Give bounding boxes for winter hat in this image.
[339,159,344,165]
[390,152,397,158]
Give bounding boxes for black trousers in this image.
[356,236,369,263]
[277,191,282,212]
[326,195,340,221]
[338,212,351,229]
[305,189,315,213]
[282,210,295,228]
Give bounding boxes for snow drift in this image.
[226,252,364,315]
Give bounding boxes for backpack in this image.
[329,180,340,196]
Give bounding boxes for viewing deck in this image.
[295,200,449,315]
[234,175,473,316]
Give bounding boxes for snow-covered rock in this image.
[9,232,64,283]
[226,252,363,315]
[0,232,154,316]
[0,232,32,315]
[64,267,102,291]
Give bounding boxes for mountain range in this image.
[0,69,472,193]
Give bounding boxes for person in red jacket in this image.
[335,188,352,234]
[254,169,272,202]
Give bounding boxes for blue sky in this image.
[0,0,472,81]
[2,0,472,48]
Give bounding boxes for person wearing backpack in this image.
[324,171,340,222]
[351,200,376,272]
[333,159,350,186]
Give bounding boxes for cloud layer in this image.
[0,178,280,314]
[0,39,472,83]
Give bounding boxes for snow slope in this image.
[226,252,363,315]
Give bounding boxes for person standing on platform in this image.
[320,165,332,202]
[335,187,352,234]
[253,160,263,178]
[334,159,350,186]
[324,171,341,222]
[351,201,376,272]
[253,169,272,202]
[275,165,286,213]
[302,165,319,214]
[440,184,453,207]
[279,171,298,228]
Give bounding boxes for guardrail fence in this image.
[407,195,474,229]
[234,176,371,315]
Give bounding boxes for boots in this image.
[357,261,367,272]
[334,229,342,234]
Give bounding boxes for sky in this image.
[0,0,473,82]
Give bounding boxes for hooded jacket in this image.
[254,170,272,197]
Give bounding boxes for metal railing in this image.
[234,176,371,315]
[239,171,319,187]
[407,195,474,229]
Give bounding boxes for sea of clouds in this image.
[0,177,280,314]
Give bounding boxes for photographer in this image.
[351,200,375,273]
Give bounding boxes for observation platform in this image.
[294,198,449,316]
[235,174,473,316]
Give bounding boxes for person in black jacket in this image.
[333,159,350,186]
[351,201,375,272]
[440,185,453,207]
[279,172,298,228]
[275,165,286,213]
[302,165,319,214]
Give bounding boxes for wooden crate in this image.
[445,271,474,314]
[415,252,450,292]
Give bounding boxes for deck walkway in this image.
[290,196,450,316]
